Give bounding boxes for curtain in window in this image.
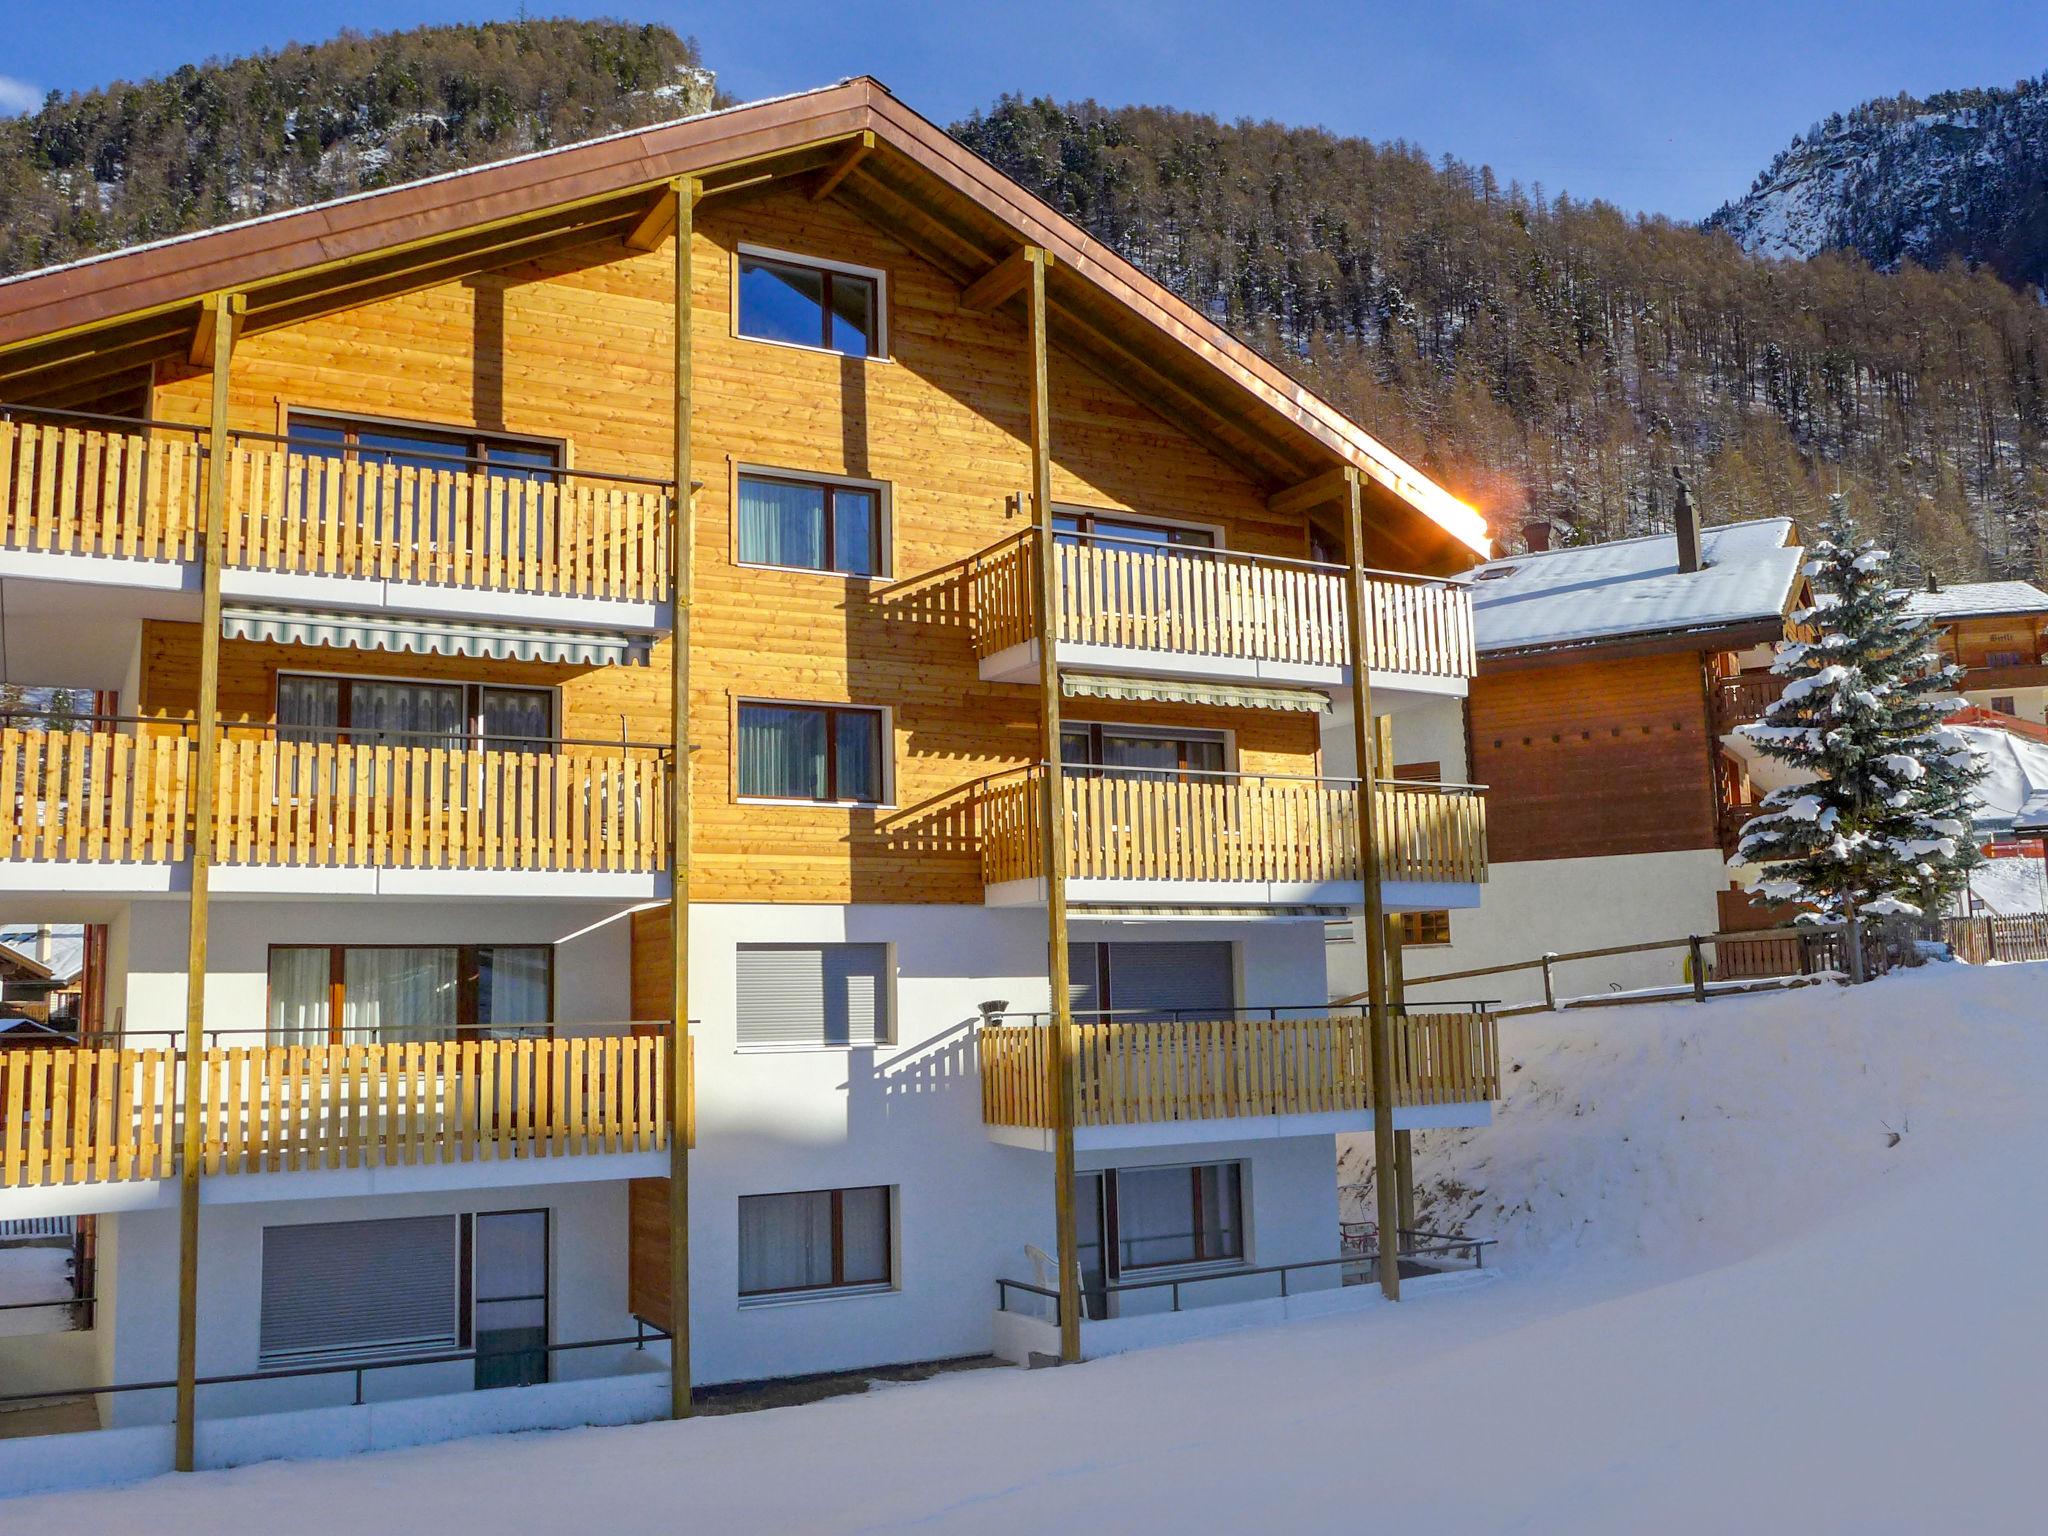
[738,706,828,799]
[277,677,342,744]
[342,947,457,1043]
[831,489,878,575]
[833,711,882,803]
[737,478,826,570]
[479,689,552,749]
[268,948,331,1045]
[738,1190,835,1293]
[349,682,464,749]
[837,1186,890,1285]
[478,946,550,1037]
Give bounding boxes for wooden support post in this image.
[1688,935,1708,1002]
[1340,468,1401,1302]
[175,290,240,1473]
[1381,858,1414,1253]
[1541,953,1558,1012]
[666,178,698,1420]
[1023,247,1081,1363]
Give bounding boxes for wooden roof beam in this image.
[186,292,245,369]
[960,247,1046,313]
[1269,466,1356,519]
[830,177,991,286]
[811,131,875,202]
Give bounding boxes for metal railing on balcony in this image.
[978,765,1487,891]
[1,714,670,875]
[969,529,1475,680]
[0,408,672,601]
[978,1006,1500,1131]
[0,1025,683,1190]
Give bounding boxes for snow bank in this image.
[8,967,2046,1531]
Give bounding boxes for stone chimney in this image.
[1673,468,1702,574]
[1926,571,1940,594]
[1520,518,1552,553]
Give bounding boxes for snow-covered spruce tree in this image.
[1735,498,1984,924]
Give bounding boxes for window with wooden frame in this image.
[737,1186,892,1300]
[286,411,562,482]
[735,701,887,805]
[1060,723,1230,781]
[266,943,553,1045]
[275,672,555,753]
[735,247,884,358]
[735,471,886,578]
[1081,1163,1244,1284]
[1052,509,1217,551]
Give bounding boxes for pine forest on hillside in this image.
[2,21,2046,578]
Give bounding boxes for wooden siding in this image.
[1469,651,1720,862]
[138,184,1332,904]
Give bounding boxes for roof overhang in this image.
[1478,615,1795,673]
[0,77,1487,562]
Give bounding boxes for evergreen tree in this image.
[1735,498,1983,920]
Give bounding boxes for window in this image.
[736,472,883,577]
[1988,652,2025,669]
[1068,941,1233,1024]
[267,943,552,1045]
[472,1210,549,1391]
[287,412,560,481]
[1053,510,1215,551]
[1993,696,2018,715]
[736,248,883,358]
[1401,911,1452,947]
[1061,723,1228,780]
[277,673,555,752]
[736,943,889,1048]
[736,701,886,804]
[1078,1163,1244,1298]
[738,1187,892,1299]
[260,1216,461,1367]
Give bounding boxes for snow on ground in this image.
[8,964,2047,1531]
[0,1245,73,1338]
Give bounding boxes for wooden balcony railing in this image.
[969,530,1475,680]
[1,719,667,875]
[979,1010,1500,1131]
[1714,672,1787,731]
[979,768,1487,892]
[0,413,670,601]
[213,733,668,874]
[0,1033,680,1190]
[1,722,193,863]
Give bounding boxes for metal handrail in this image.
[0,1321,674,1411]
[0,712,671,756]
[1017,525,1472,587]
[985,1000,1499,1025]
[94,1019,676,1047]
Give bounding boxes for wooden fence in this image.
[0,724,193,864]
[1944,914,2048,965]
[979,1011,1499,1130]
[0,1035,680,1189]
[0,418,204,563]
[979,769,1486,891]
[212,737,668,873]
[968,530,1475,680]
[0,418,669,599]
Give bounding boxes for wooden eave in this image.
[1478,614,1799,675]
[0,77,1487,558]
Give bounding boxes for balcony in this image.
[0,411,671,612]
[1713,672,1787,733]
[0,1027,683,1203]
[0,717,669,897]
[978,766,1486,910]
[970,531,1474,698]
[978,1008,1498,1149]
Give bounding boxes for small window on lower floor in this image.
[259,1215,461,1367]
[1992,696,2018,716]
[738,1186,892,1299]
[1110,1162,1243,1271]
[1401,911,1452,947]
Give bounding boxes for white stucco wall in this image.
[1330,848,1732,1010]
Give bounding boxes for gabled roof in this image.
[0,77,1486,563]
[1470,518,1804,662]
[0,926,83,984]
[1902,581,2048,624]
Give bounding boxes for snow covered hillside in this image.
[10,965,2044,1531]
[1707,75,2048,288]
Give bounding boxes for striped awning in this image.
[221,605,650,666]
[1069,905,1346,923]
[1060,674,1330,713]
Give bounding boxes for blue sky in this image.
[3,1,2045,219]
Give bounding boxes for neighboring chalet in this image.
[0,78,1498,1475]
[1330,511,1807,1006]
[1904,580,2048,726]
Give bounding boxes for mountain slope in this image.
[1708,75,2048,289]
[0,20,716,276]
[956,97,2048,577]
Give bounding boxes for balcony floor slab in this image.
[987,1100,1492,1152]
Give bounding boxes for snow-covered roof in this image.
[1901,581,2048,623]
[1953,726,2048,836]
[1469,518,1803,657]
[0,926,84,984]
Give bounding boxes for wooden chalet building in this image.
[1903,580,2048,727]
[1330,509,1808,1007]
[0,78,1500,1474]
